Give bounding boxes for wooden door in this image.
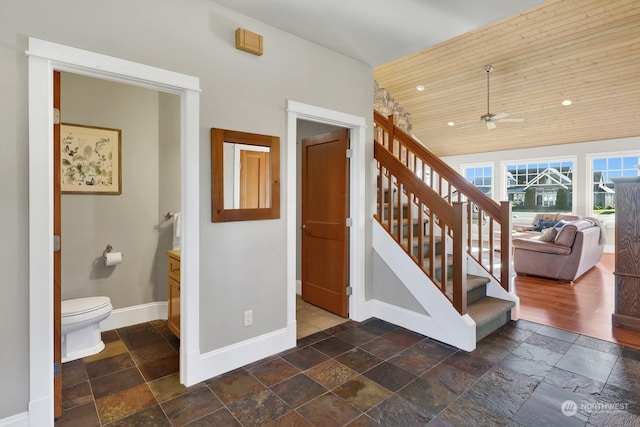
[240,150,270,208]
[301,129,349,317]
[53,71,62,418]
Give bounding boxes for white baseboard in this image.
[0,412,28,427]
[99,301,167,331]
[186,321,296,385]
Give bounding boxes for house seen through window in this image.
[505,161,574,213]
[591,155,639,217]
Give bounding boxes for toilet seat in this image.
[62,296,111,317]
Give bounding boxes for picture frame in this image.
[60,123,122,194]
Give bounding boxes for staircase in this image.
[373,111,517,349]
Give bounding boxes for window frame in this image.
[586,150,640,221]
[460,162,494,200]
[501,155,578,219]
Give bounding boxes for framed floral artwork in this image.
[60,124,122,194]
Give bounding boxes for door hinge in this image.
[54,362,61,378]
[53,108,60,125]
[346,286,353,296]
[346,148,353,158]
[53,235,61,252]
[346,218,353,227]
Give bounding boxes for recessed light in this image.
[416,85,425,91]
[562,99,572,106]
[447,122,455,127]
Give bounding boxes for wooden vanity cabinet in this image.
[167,250,181,338]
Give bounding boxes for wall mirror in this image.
[211,128,280,222]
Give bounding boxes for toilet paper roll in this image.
[104,252,123,267]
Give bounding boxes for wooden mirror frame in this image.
[211,128,280,222]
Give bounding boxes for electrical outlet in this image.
[244,310,253,326]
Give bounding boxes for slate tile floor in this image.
[55,318,640,426]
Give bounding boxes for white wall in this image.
[0,0,373,418]
[61,73,174,307]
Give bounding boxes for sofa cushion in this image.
[513,238,572,255]
[554,220,593,247]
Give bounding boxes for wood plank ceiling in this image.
[374,0,640,157]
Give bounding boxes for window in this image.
[463,164,493,198]
[591,154,639,216]
[505,160,574,213]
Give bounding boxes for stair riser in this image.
[467,284,487,305]
[404,240,442,258]
[476,310,511,342]
[391,221,425,237]
[381,204,411,218]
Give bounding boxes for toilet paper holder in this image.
[103,244,113,259]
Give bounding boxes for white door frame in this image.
[26,38,201,426]
[286,100,368,326]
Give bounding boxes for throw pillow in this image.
[536,227,558,242]
[554,223,578,247]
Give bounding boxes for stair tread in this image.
[465,274,490,291]
[401,236,442,246]
[467,296,516,327]
[444,273,488,288]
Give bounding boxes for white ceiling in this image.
[211,0,547,66]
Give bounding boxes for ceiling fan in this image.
[468,65,525,130]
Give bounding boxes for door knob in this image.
[300,225,307,231]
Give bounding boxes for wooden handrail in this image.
[374,111,501,219]
[375,142,453,225]
[374,111,512,313]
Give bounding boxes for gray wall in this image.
[0,0,373,418]
[61,73,176,307]
[373,252,427,314]
[157,92,182,285]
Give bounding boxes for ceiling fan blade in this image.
[499,118,525,123]
[492,112,510,120]
[486,121,497,130]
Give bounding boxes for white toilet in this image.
[61,296,113,363]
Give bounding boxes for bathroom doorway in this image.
[54,71,182,415]
[28,38,201,424]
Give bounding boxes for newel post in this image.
[500,201,513,291]
[453,202,468,315]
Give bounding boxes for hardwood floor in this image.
[516,253,640,349]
